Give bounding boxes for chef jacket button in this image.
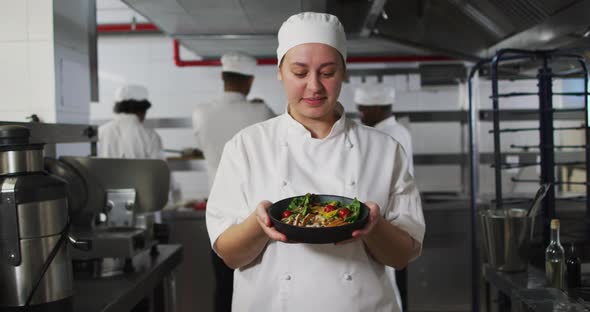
[282,180,288,186]
[349,181,356,186]
[284,274,292,281]
[344,274,352,281]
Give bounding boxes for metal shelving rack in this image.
[468,49,590,312]
[0,121,98,156]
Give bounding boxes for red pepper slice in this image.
[324,204,336,212]
[337,208,350,219]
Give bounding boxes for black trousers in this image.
[397,268,408,311]
[211,250,234,312]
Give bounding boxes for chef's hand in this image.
[336,201,381,245]
[255,200,288,242]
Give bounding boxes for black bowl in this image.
[269,194,369,244]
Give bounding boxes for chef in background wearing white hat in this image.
[206,12,424,312]
[355,83,414,174]
[192,52,274,312]
[355,83,414,311]
[193,52,275,189]
[98,84,164,159]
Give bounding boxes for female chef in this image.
[206,12,425,312]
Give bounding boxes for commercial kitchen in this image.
[1,0,590,311]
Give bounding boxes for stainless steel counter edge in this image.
[484,265,590,311]
[72,244,183,312]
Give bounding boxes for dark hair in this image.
[222,71,253,83]
[114,100,152,114]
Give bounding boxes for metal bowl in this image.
[269,194,369,244]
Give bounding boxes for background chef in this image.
[206,12,425,312]
[192,51,275,312]
[192,52,275,189]
[355,83,414,174]
[98,84,164,159]
[355,82,416,310]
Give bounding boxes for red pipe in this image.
[98,24,453,66]
[97,23,159,33]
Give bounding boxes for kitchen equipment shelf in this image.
[485,50,588,227]
[467,49,590,312]
[511,178,589,185]
[0,121,98,157]
[492,92,590,98]
[496,126,585,133]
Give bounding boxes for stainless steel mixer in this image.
[45,156,171,277]
[0,125,73,311]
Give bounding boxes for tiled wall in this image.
[0,0,94,157]
[0,0,56,122]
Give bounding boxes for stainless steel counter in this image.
[161,210,214,312]
[72,244,183,312]
[484,265,590,311]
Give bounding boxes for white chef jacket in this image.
[98,114,164,159]
[375,116,414,175]
[206,104,425,312]
[192,91,275,189]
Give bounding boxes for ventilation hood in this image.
[121,0,590,62]
[121,0,432,58]
[376,0,590,60]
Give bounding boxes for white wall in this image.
[93,35,289,199]
[93,34,471,199]
[0,0,94,157]
[95,34,583,200]
[0,0,93,125]
[0,0,56,122]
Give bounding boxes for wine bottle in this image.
[545,219,565,289]
[566,243,581,288]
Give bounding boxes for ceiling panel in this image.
[96,0,130,10]
[97,0,148,24]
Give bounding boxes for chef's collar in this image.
[115,113,141,123]
[221,91,247,103]
[374,115,397,129]
[284,102,347,140]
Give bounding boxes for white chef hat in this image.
[114,84,149,102]
[277,12,347,65]
[221,52,256,76]
[354,83,395,106]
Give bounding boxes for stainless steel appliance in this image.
[45,156,170,276]
[0,125,73,311]
[480,208,534,272]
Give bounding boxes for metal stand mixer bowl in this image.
[0,125,73,311]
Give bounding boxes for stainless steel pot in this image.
[480,208,534,272]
